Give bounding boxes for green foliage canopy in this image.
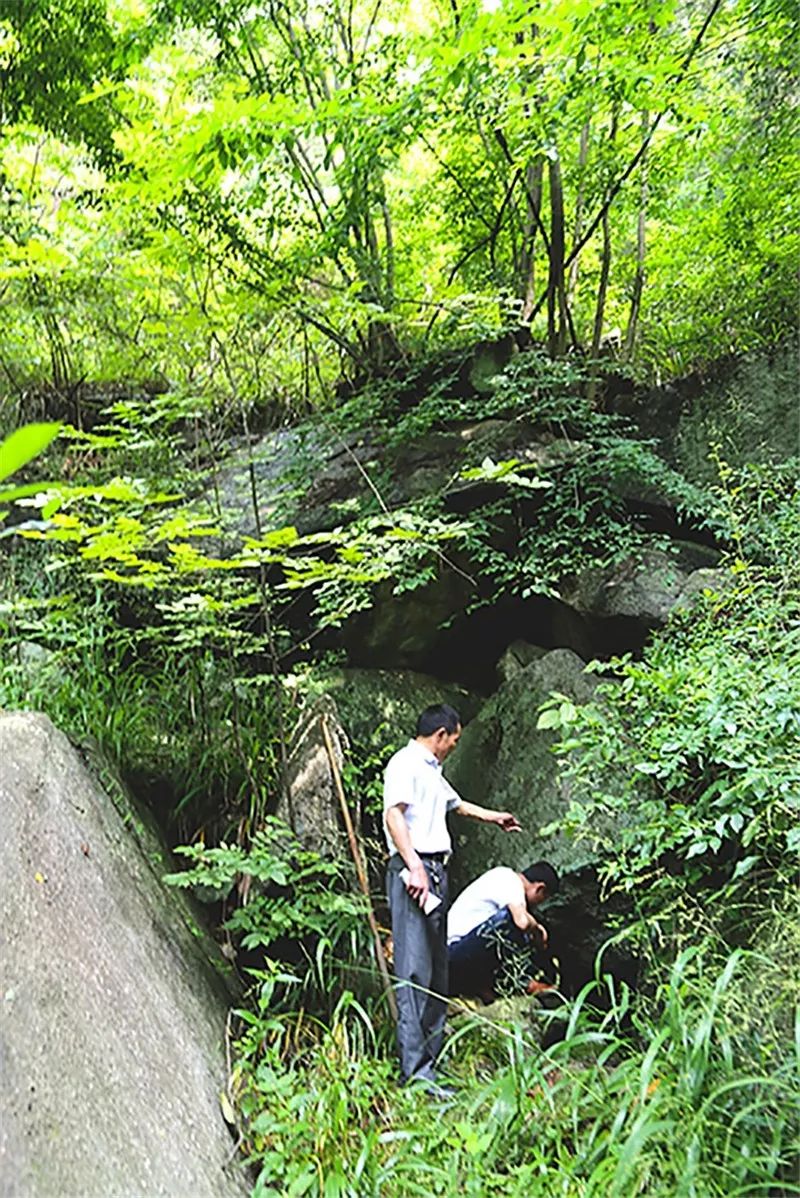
[0,0,796,409]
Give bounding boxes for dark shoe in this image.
[405,1075,456,1102]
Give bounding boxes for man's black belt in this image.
[419,851,449,863]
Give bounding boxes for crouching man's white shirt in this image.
[383,739,462,855]
[447,866,524,944]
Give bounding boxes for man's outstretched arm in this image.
[455,800,522,832]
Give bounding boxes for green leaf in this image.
[536,708,562,731]
[732,855,760,879]
[0,424,61,484]
[0,480,59,503]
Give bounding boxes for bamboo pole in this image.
[321,715,398,1022]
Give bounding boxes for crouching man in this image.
[447,862,559,1003]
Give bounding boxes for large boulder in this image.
[0,712,251,1198]
[213,424,369,539]
[202,351,748,685]
[444,647,600,884]
[308,667,483,758]
[207,410,720,682]
[443,648,633,993]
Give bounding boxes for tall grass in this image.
[232,934,799,1198]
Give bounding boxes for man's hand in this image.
[493,811,522,832]
[455,801,522,830]
[404,861,430,909]
[386,806,431,909]
[526,917,548,949]
[526,978,555,996]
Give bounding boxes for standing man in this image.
[384,703,521,1091]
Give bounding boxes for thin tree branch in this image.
[525,0,725,327]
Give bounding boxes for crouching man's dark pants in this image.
[386,854,449,1084]
[448,908,535,998]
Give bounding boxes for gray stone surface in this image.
[444,647,601,888]
[311,667,482,755]
[278,694,348,856]
[0,712,251,1198]
[467,337,517,394]
[673,566,732,611]
[612,341,800,485]
[213,424,375,538]
[562,544,721,626]
[563,548,689,624]
[339,569,474,670]
[207,415,570,544]
[495,640,549,685]
[674,343,800,484]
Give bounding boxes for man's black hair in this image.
[522,861,560,896]
[416,703,462,737]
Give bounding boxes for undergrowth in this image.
[0,552,285,837]
[224,923,799,1198]
[539,461,800,920]
[160,807,798,1197]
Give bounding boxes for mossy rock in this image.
[309,666,483,756]
[675,344,800,484]
[444,648,601,886]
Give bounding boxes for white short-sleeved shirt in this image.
[383,739,462,855]
[447,866,524,944]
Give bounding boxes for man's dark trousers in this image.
[387,854,449,1084]
[448,908,534,997]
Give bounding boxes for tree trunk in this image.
[590,205,612,360]
[352,186,401,371]
[590,106,619,361]
[624,110,649,359]
[567,120,591,303]
[520,157,544,320]
[547,152,568,357]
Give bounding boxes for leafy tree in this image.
[2,0,797,403]
[0,0,122,156]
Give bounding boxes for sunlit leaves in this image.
[243,526,300,552]
[0,236,74,280]
[536,693,578,731]
[1,0,794,396]
[460,456,553,490]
